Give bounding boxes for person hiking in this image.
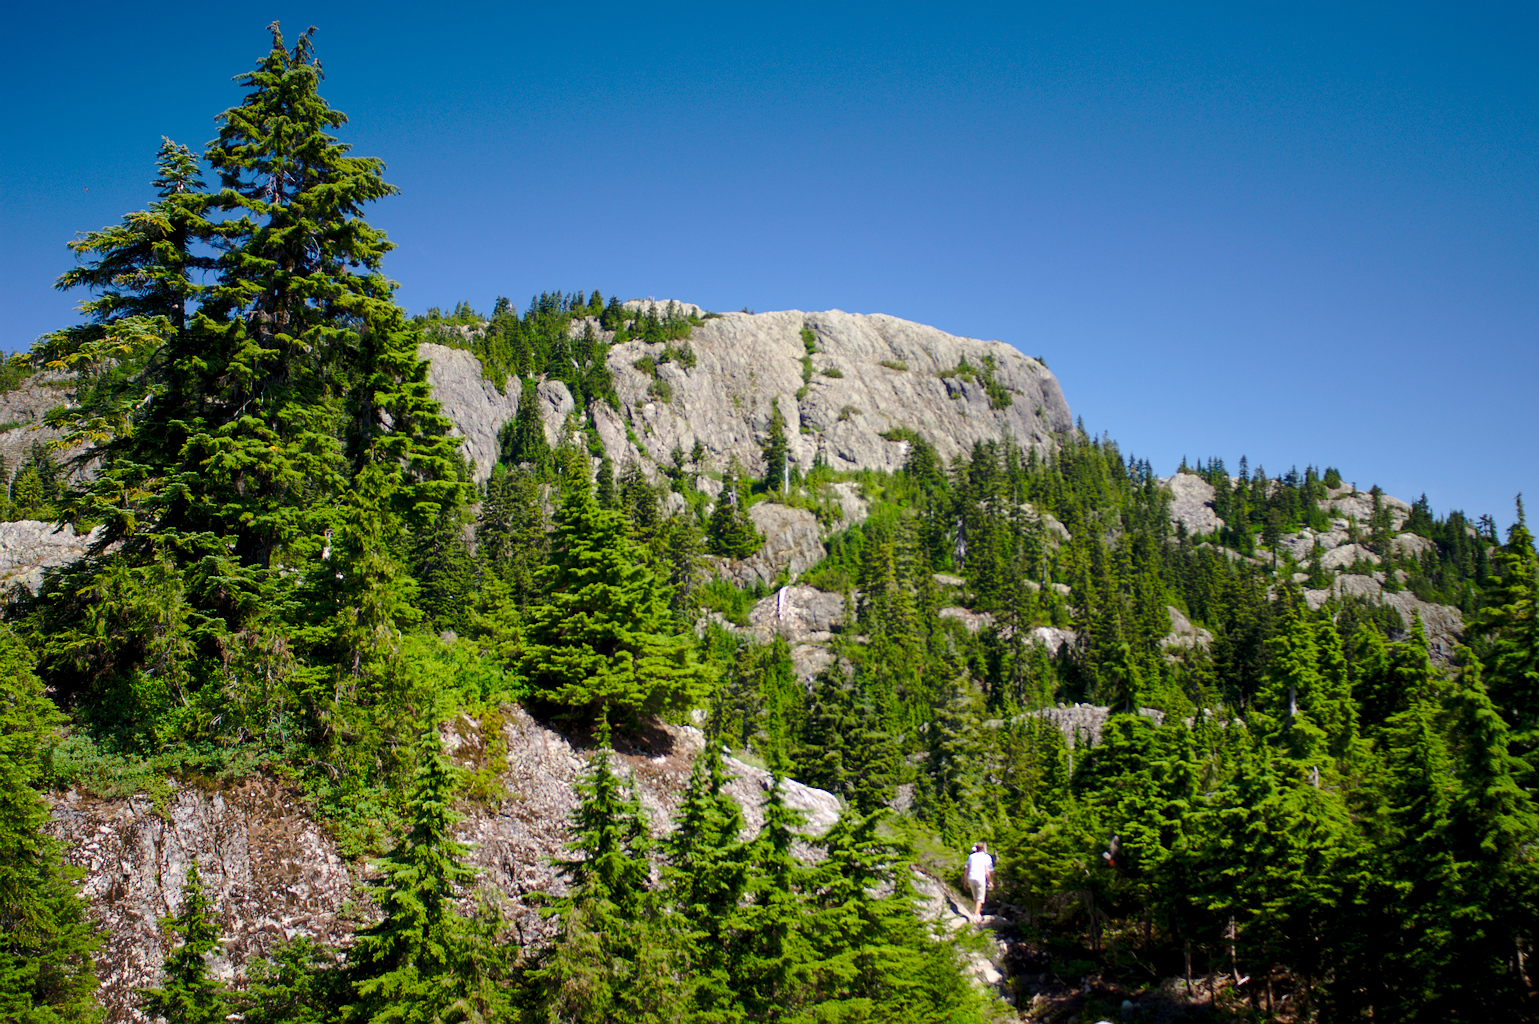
[965,841,994,922]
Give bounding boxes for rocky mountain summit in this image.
[419,304,1072,481]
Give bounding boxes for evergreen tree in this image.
[728,779,816,1020]
[138,862,229,1024]
[500,378,550,468]
[0,628,101,1023]
[806,809,992,1022]
[664,743,748,1020]
[238,937,347,1024]
[1469,501,1539,756]
[517,463,709,720]
[761,399,789,495]
[35,24,466,756]
[346,732,512,1024]
[708,466,761,559]
[531,716,686,1023]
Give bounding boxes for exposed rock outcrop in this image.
[1304,576,1464,661]
[1161,473,1223,536]
[1161,605,1214,649]
[0,372,83,479]
[711,502,828,589]
[0,519,99,596]
[606,309,1069,477]
[49,706,841,1023]
[417,343,520,482]
[746,585,847,643]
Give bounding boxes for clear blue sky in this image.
[4,3,1534,531]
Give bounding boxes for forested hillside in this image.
[2,24,1536,1024]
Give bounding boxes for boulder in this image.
[1161,473,1223,536]
[1161,605,1214,649]
[939,606,995,634]
[713,502,828,588]
[746,585,847,643]
[1321,543,1381,572]
[1324,488,1411,531]
[1029,625,1077,655]
[1392,532,1436,559]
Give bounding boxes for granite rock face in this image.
[710,502,829,589]
[1161,605,1214,649]
[423,307,1070,482]
[607,308,1070,476]
[47,779,356,1024]
[0,372,85,481]
[746,585,848,643]
[418,343,520,482]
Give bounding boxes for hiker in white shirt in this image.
[965,841,994,922]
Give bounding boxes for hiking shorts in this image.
[968,875,987,905]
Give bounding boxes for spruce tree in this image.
[346,732,512,1024]
[727,778,816,1020]
[0,629,101,1023]
[517,461,708,720]
[662,742,749,1020]
[138,862,229,1024]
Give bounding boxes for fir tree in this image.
[761,399,789,495]
[138,862,229,1024]
[346,731,512,1024]
[0,628,101,1023]
[532,716,687,1023]
[708,466,761,559]
[517,462,709,720]
[35,23,466,756]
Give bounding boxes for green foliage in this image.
[516,464,709,721]
[30,24,468,786]
[138,862,229,1024]
[346,732,514,1024]
[707,467,762,559]
[0,628,101,1023]
[761,399,789,495]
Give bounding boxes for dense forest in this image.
[2,24,1537,1024]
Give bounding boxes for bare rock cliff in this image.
[418,307,1072,481]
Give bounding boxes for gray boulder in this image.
[1162,473,1223,536]
[746,585,847,643]
[1321,543,1381,572]
[1392,532,1436,559]
[712,502,827,588]
[1161,606,1214,649]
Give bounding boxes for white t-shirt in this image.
[966,850,994,884]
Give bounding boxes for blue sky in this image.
[4,3,1534,531]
